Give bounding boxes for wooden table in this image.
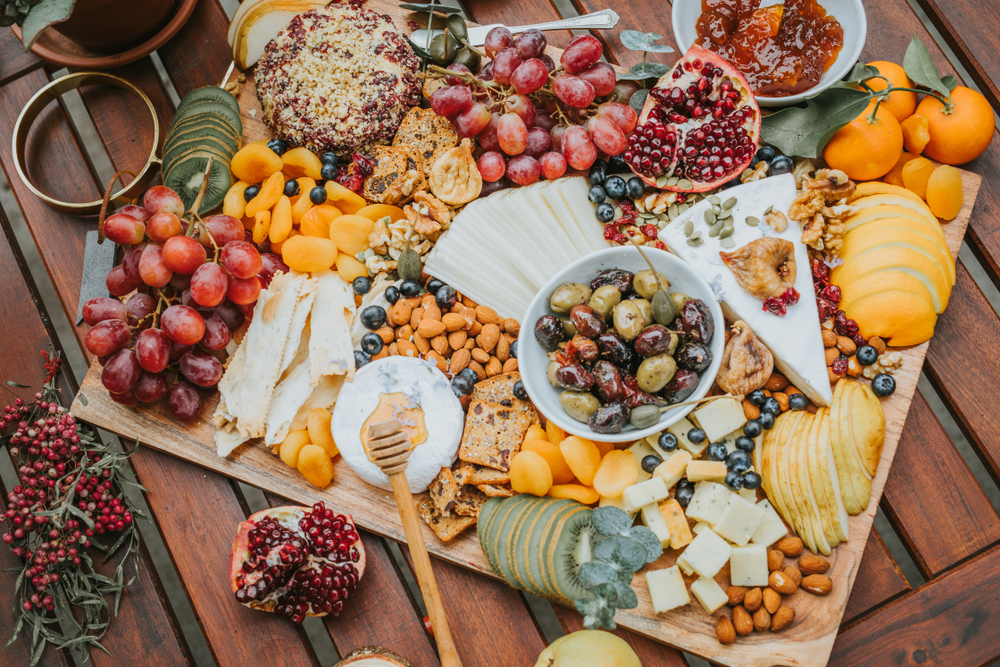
[1,0,999,665]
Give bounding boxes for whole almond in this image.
[502,358,519,373]
[449,348,471,373]
[769,571,798,595]
[486,356,502,377]
[413,333,430,354]
[821,329,838,348]
[442,313,466,332]
[825,347,841,366]
[727,586,748,606]
[431,334,450,356]
[783,565,802,587]
[396,339,418,358]
[460,306,476,329]
[391,301,412,326]
[504,318,520,335]
[828,367,844,384]
[770,606,795,632]
[762,588,781,614]
[405,296,422,309]
[475,305,500,325]
[371,347,388,361]
[869,336,887,355]
[836,335,857,356]
[799,554,830,575]
[767,550,785,572]
[743,399,761,420]
[469,321,484,336]
[716,616,736,645]
[462,295,479,308]
[417,319,446,338]
[409,306,424,329]
[775,536,804,557]
[397,324,414,341]
[847,355,862,377]
[742,587,762,612]
[468,360,486,380]
[424,303,442,322]
[448,330,468,350]
[773,392,789,412]
[464,339,476,350]
[387,342,399,356]
[801,574,833,596]
[375,326,395,344]
[421,292,436,307]
[785,385,802,396]
[496,335,510,362]
[733,606,754,636]
[425,350,447,373]
[752,606,771,632]
[477,323,501,352]
[471,348,490,364]
[764,373,789,391]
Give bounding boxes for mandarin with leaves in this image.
[916,86,995,165]
[864,61,917,122]
[823,99,903,180]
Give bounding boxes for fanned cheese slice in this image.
[289,374,346,432]
[279,279,318,379]
[309,270,356,382]
[265,362,314,445]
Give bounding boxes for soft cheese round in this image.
[254,3,422,155]
[332,356,463,492]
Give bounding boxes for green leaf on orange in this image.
[760,87,872,158]
[903,34,952,100]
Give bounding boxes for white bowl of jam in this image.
[672,0,867,107]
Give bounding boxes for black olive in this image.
[588,403,629,434]
[534,315,566,350]
[661,369,699,404]
[359,305,386,330]
[436,285,458,308]
[400,280,422,297]
[675,341,712,372]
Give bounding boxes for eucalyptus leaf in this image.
[760,86,872,158]
[591,582,618,604]
[19,0,75,50]
[629,88,650,115]
[620,30,675,53]
[612,582,639,609]
[616,61,671,81]
[591,506,632,536]
[625,525,663,563]
[903,34,952,100]
[578,561,619,589]
[594,535,648,572]
[576,598,601,616]
[399,2,463,13]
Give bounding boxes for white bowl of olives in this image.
[518,246,725,443]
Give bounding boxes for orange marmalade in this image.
[695,0,844,97]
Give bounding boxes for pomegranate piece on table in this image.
[230,502,366,623]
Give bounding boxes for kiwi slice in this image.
[539,505,588,599]
[505,497,552,593]
[524,500,577,599]
[164,145,233,180]
[164,155,232,214]
[164,135,236,166]
[489,495,537,585]
[480,495,526,576]
[516,499,572,597]
[177,86,240,115]
[544,508,596,604]
[169,101,242,135]
[166,124,239,153]
[169,112,241,141]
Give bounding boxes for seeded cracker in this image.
[428,467,461,516]
[417,496,475,542]
[477,484,514,498]
[362,145,426,205]
[453,464,511,486]
[471,372,539,424]
[453,485,488,518]
[393,107,458,178]
[458,400,530,471]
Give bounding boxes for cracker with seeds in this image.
[427,467,461,516]
[471,372,539,424]
[361,144,425,205]
[458,400,530,471]
[417,496,475,542]
[478,484,515,498]
[392,107,458,178]
[453,485,489,518]
[453,464,510,487]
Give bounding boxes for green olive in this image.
[446,14,469,41]
[613,301,645,341]
[670,291,692,315]
[637,353,678,393]
[633,298,652,326]
[453,46,481,72]
[560,390,601,423]
[652,289,676,325]
[664,332,679,356]
[633,270,671,300]
[559,315,578,338]
[550,283,592,313]
[629,405,663,429]
[430,32,458,66]
[588,285,621,319]
[547,361,560,387]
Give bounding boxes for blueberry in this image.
[509,340,518,359]
[641,454,663,474]
[687,427,706,444]
[744,471,763,490]
[706,442,727,461]
[359,305,386,330]
[769,155,794,175]
[360,332,383,355]
[309,186,327,205]
[742,419,762,438]
[436,285,458,308]
[384,285,400,304]
[283,179,300,197]
[513,380,528,401]
[658,432,679,452]
[756,146,776,162]
[607,155,628,174]
[399,280,422,297]
[243,184,260,202]
[675,485,694,508]
[750,155,761,168]
[727,449,752,473]
[451,375,474,397]
[789,393,809,411]
[871,373,896,397]
[459,368,478,384]
[856,345,878,366]
[747,389,767,406]
[352,276,372,295]
[725,470,745,490]
[595,202,615,222]
[762,397,782,416]
[320,152,339,166]
[354,349,370,369]
[604,175,626,200]
[267,139,287,155]
[735,435,755,452]
[588,185,607,204]
[676,478,694,490]
[321,162,338,181]
[589,159,607,185]
[759,412,776,430]
[626,176,645,199]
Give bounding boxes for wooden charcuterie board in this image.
[70,2,984,664]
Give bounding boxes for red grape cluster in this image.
[428,28,640,188]
[89,185,289,420]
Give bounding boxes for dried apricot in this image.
[297,444,334,488]
[301,205,342,238]
[281,147,323,180]
[547,484,600,504]
[329,215,375,256]
[307,408,338,458]
[521,438,575,484]
[290,177,317,224]
[231,142,284,184]
[545,421,566,445]
[325,180,366,215]
[356,203,406,223]
[270,195,293,243]
[223,181,249,219]
[524,424,547,442]
[901,114,930,155]
[509,450,553,496]
[281,235,338,272]
[335,254,368,283]
[901,156,935,199]
[245,171,285,218]
[925,165,964,220]
[558,436,602,486]
[883,151,918,187]
[592,449,640,498]
[279,429,310,467]
[594,441,615,457]
[271,229,297,255]
[241,215,254,231]
[252,209,271,245]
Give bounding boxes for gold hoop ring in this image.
[12,72,161,216]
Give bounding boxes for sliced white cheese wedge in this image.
[690,576,729,614]
[690,396,745,443]
[751,499,789,547]
[686,481,731,525]
[712,493,766,547]
[646,566,690,613]
[622,476,669,512]
[677,528,732,579]
[730,544,769,587]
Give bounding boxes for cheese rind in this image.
[686,460,728,483]
[659,499,693,549]
[646,566,690,613]
[676,528,732,579]
[730,544,769,587]
[691,397,746,443]
[685,481,731,525]
[654,450,693,489]
[641,503,672,547]
[622,476,669,512]
[751,499,789,547]
[711,493,766,546]
[690,576,729,614]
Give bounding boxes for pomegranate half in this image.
[624,45,761,192]
[229,502,366,623]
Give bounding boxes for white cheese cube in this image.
[691,397,746,443]
[685,482,732,525]
[677,558,695,576]
[659,499,693,549]
[730,545,769,587]
[686,460,728,483]
[668,417,708,458]
[622,477,669,513]
[654,450,692,489]
[690,576,729,615]
[739,487,758,503]
[645,566,690,614]
[676,528,732,579]
[640,503,671,547]
[711,494,766,547]
[692,521,711,535]
[627,440,656,482]
[751,499,789,547]
[599,494,636,515]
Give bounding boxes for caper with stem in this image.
[446,14,469,42]
[626,233,675,325]
[453,47,481,72]
[430,32,458,66]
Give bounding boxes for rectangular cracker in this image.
[458,400,530,471]
[428,467,461,517]
[478,484,515,498]
[471,372,539,423]
[417,497,475,542]
[453,464,510,486]
[361,144,426,205]
[453,486,489,517]
[392,106,458,177]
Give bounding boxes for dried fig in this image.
[720,238,796,300]
[428,138,482,206]
[716,320,774,395]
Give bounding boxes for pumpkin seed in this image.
[668,203,679,218]
[656,175,669,188]
[708,220,724,237]
[678,203,689,213]
[720,226,734,239]
[687,236,703,246]
[683,221,694,236]
[640,212,656,220]
[720,237,736,248]
[718,208,733,219]
[763,204,774,215]
[678,179,693,190]
[746,215,760,227]
[723,197,737,209]
[656,213,670,223]
[666,176,679,187]
[723,217,734,227]
[704,209,716,224]
[707,195,721,205]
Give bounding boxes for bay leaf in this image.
[903,34,951,100]
[759,87,872,158]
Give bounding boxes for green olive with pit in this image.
[613,300,645,341]
[588,284,621,319]
[670,291,692,314]
[652,289,676,325]
[633,270,671,300]
[430,32,458,66]
[550,283,592,313]
[453,46,481,72]
[633,298,652,326]
[629,405,663,429]
[637,353,678,393]
[560,390,601,423]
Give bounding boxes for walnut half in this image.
[716,320,774,396]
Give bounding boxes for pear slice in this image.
[829,380,868,514]
[762,413,800,539]
[777,412,812,552]
[817,408,849,542]
[803,412,838,550]
[848,382,887,478]
[840,382,873,484]
[788,413,826,554]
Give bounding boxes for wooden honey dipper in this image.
[366,420,464,667]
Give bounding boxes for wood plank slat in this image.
[155,0,234,97]
[841,530,910,628]
[554,606,689,667]
[0,28,42,86]
[566,0,675,67]
[881,391,1000,578]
